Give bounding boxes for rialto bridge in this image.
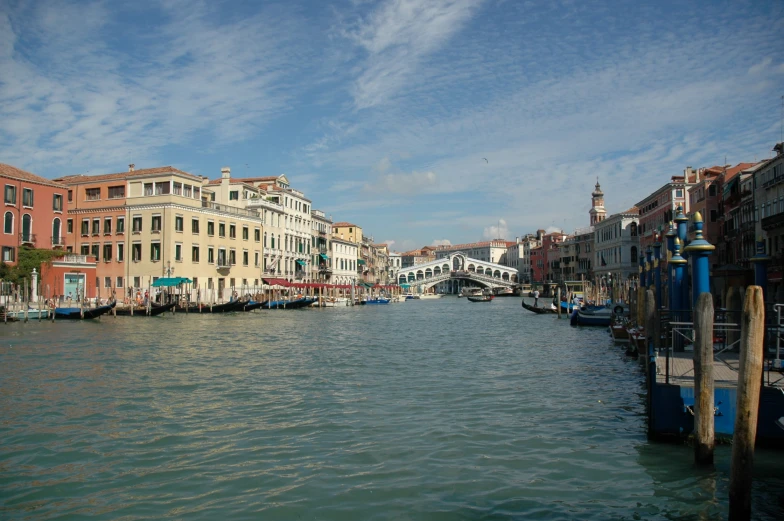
[396,252,518,293]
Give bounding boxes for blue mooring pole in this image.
[670,237,687,352]
[683,212,715,308]
[653,237,662,309]
[665,221,677,314]
[749,238,770,302]
[675,205,690,318]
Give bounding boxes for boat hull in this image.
[55,301,116,320]
[115,302,176,316]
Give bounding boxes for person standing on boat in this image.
[533,289,539,306]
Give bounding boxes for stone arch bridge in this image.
[397,252,518,292]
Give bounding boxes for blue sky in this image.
[1,0,783,252]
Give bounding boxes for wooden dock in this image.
[655,351,784,390]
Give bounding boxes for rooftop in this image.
[56,166,201,184]
[0,163,67,189]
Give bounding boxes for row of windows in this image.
[4,213,64,244]
[79,242,262,267]
[4,185,64,210]
[69,215,262,242]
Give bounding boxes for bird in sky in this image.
[482,158,488,163]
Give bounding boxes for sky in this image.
[1,0,783,252]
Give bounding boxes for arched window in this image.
[52,218,61,246]
[630,222,637,237]
[22,214,32,242]
[630,246,638,263]
[3,212,12,234]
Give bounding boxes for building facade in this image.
[593,208,640,283]
[311,209,332,282]
[331,237,358,285]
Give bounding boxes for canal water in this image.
[1,297,782,520]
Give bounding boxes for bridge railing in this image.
[398,270,515,288]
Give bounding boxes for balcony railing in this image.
[51,236,65,248]
[202,200,260,218]
[761,212,784,231]
[19,233,36,245]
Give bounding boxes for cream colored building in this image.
[331,237,358,285]
[311,209,332,282]
[124,170,263,300]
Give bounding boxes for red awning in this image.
[263,278,292,287]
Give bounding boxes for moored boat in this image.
[467,295,494,302]
[115,302,176,316]
[55,301,116,320]
[5,308,50,319]
[521,299,557,314]
[365,297,391,305]
[263,297,317,309]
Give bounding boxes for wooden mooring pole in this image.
[728,286,764,521]
[556,287,561,319]
[693,292,714,465]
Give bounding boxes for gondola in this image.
[467,295,494,302]
[242,300,267,311]
[114,302,176,317]
[262,297,317,309]
[175,300,246,313]
[521,300,557,314]
[55,301,116,320]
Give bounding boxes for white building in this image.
[434,240,508,264]
[331,237,358,285]
[311,209,332,282]
[593,207,640,283]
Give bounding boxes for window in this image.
[242,226,249,240]
[219,223,226,237]
[53,194,63,211]
[208,247,215,264]
[67,219,73,233]
[175,243,182,261]
[192,245,200,262]
[243,251,248,266]
[173,182,182,195]
[144,183,153,196]
[117,243,124,262]
[103,244,112,262]
[81,244,89,255]
[3,212,12,234]
[254,228,260,242]
[2,246,14,262]
[151,242,161,261]
[52,218,61,245]
[184,185,192,197]
[218,249,226,266]
[630,246,638,264]
[116,277,123,288]
[132,216,142,232]
[133,276,141,288]
[192,218,200,234]
[22,188,33,207]
[151,215,161,232]
[104,217,112,234]
[132,243,142,262]
[194,187,200,199]
[4,185,16,205]
[154,182,170,195]
[85,188,100,200]
[229,224,236,239]
[67,190,72,202]
[116,216,125,234]
[207,221,214,236]
[229,191,239,200]
[108,185,125,199]
[92,218,100,235]
[229,249,236,265]
[710,210,717,222]
[91,244,99,260]
[254,252,259,267]
[675,189,683,198]
[175,216,183,232]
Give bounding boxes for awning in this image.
[295,260,307,267]
[151,277,192,287]
[319,253,329,261]
[263,277,291,287]
[400,283,411,288]
[357,259,366,265]
[358,281,374,288]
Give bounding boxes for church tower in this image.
[589,178,606,226]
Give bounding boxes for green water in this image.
[1,298,782,520]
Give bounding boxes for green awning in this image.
[319,253,329,261]
[400,283,411,288]
[357,259,366,265]
[358,281,374,288]
[151,277,192,287]
[296,259,307,267]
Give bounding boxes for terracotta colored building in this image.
[2,163,69,264]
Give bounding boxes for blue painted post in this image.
[749,238,770,301]
[675,206,690,318]
[653,236,662,309]
[670,238,687,352]
[665,222,677,313]
[639,251,646,287]
[683,212,715,308]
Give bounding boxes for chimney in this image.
[128,164,135,172]
[221,167,231,179]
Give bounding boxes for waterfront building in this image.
[311,209,332,282]
[504,234,539,284]
[388,251,402,283]
[541,232,567,283]
[332,222,362,244]
[560,226,595,283]
[530,245,544,283]
[634,168,698,273]
[400,247,436,268]
[372,243,391,284]
[2,163,68,265]
[58,165,263,302]
[434,240,508,264]
[330,236,358,285]
[755,142,784,292]
[593,208,640,284]
[218,173,312,282]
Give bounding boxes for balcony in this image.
[762,212,784,231]
[51,236,66,248]
[202,200,260,218]
[19,233,36,246]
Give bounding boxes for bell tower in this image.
[589,178,606,226]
